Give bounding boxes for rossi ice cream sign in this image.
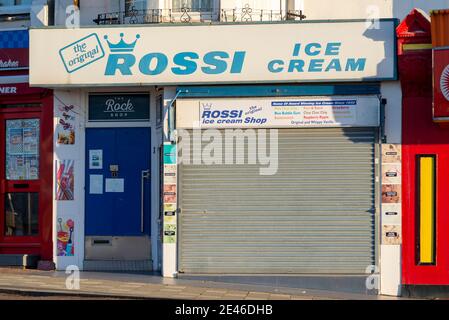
[177,96,380,129]
[30,21,396,86]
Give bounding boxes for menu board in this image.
[6,119,40,180]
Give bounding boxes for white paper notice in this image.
[89,174,103,194]
[105,178,124,193]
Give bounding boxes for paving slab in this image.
[0,268,409,300]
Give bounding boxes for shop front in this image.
[401,8,449,291]
[29,20,400,292]
[175,90,381,274]
[0,29,53,263]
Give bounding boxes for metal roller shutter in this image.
[179,128,377,274]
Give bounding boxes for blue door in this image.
[85,128,151,237]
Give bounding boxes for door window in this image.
[5,119,39,181]
[4,192,38,236]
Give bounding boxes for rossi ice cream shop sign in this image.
[29,21,396,86]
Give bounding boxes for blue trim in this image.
[176,84,381,98]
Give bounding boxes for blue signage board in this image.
[88,94,150,122]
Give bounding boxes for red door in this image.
[0,96,53,260]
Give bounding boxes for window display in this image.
[6,119,39,180]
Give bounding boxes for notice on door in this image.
[105,178,124,193]
[89,174,103,194]
[89,149,103,169]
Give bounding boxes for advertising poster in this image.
[163,184,177,203]
[382,225,402,245]
[382,144,401,163]
[198,98,359,128]
[382,184,401,204]
[177,96,380,129]
[56,103,78,145]
[57,218,75,256]
[163,224,177,244]
[163,143,177,164]
[163,165,177,184]
[164,203,176,212]
[382,163,401,184]
[23,127,38,153]
[163,142,177,244]
[56,160,75,200]
[382,203,402,225]
[381,143,402,245]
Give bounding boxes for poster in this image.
[163,184,177,203]
[57,218,75,256]
[56,103,78,145]
[382,225,402,245]
[382,184,401,203]
[56,160,75,200]
[89,174,103,194]
[382,163,401,184]
[164,211,176,224]
[382,203,402,225]
[6,119,40,180]
[105,178,124,193]
[89,149,103,169]
[164,224,177,244]
[163,144,177,244]
[164,203,176,212]
[23,127,38,153]
[163,143,177,164]
[381,144,402,245]
[164,165,177,184]
[382,144,401,163]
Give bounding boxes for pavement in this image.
[0,268,404,300]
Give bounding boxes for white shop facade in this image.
[29,20,402,295]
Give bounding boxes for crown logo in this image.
[201,103,212,111]
[104,33,140,53]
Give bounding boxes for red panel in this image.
[397,8,449,285]
[402,97,449,284]
[0,48,28,70]
[0,83,46,97]
[0,90,54,261]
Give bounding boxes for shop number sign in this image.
[88,94,150,122]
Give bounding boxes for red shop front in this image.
[0,29,53,263]
[400,9,449,287]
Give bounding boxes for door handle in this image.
[141,169,150,233]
